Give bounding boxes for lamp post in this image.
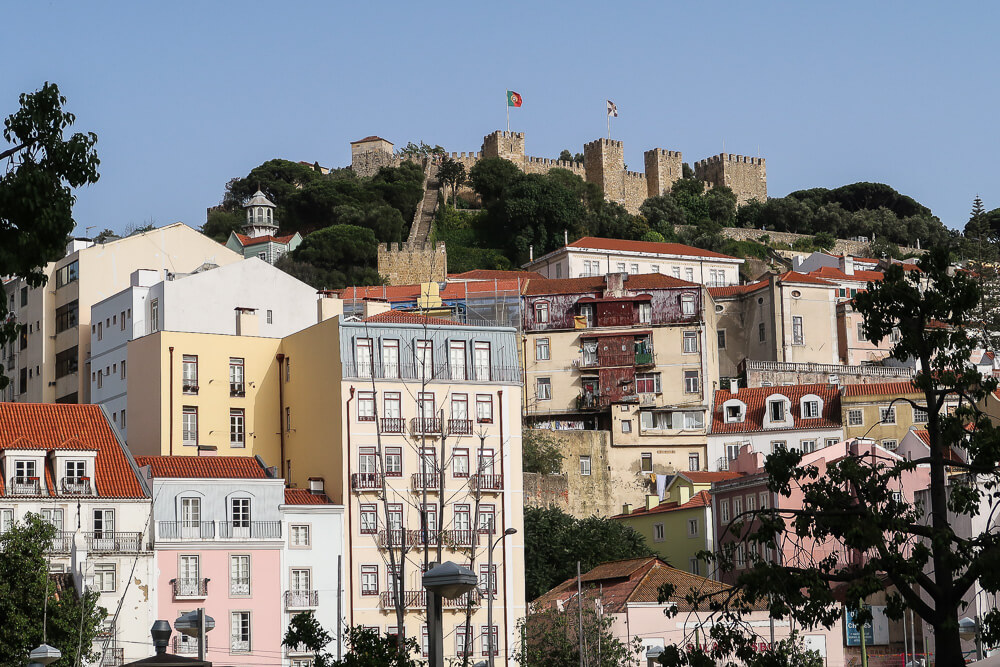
[488,528,517,667]
[424,561,478,667]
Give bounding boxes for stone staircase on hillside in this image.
[407,163,441,244]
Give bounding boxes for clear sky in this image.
[4,2,997,235]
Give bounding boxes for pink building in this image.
[138,456,286,663]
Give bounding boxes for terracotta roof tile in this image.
[566,237,740,260]
[842,381,919,397]
[136,456,268,479]
[284,488,334,505]
[524,273,698,296]
[0,403,146,498]
[711,383,841,434]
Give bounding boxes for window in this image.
[758,322,766,342]
[55,261,79,288]
[687,518,698,537]
[385,447,402,477]
[636,372,660,394]
[358,391,375,422]
[230,409,245,447]
[684,371,700,394]
[641,453,652,472]
[535,338,550,361]
[688,453,700,470]
[94,563,116,592]
[848,409,863,426]
[415,339,433,377]
[182,355,198,394]
[449,341,467,380]
[768,400,785,422]
[291,524,311,547]
[481,625,499,657]
[880,406,897,424]
[653,523,665,541]
[229,358,244,396]
[534,301,550,323]
[356,338,373,378]
[231,611,251,652]
[453,449,469,477]
[360,505,377,534]
[717,329,727,349]
[476,395,493,423]
[720,499,730,523]
[683,331,699,354]
[55,301,78,333]
[473,342,491,380]
[882,439,898,451]
[913,407,929,423]
[230,555,250,596]
[382,339,400,378]
[680,294,695,316]
[182,407,198,446]
[149,299,159,332]
[802,400,820,418]
[792,316,804,345]
[536,377,551,401]
[621,419,632,433]
[580,455,591,476]
[638,302,652,324]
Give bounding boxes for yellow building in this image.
[841,381,953,452]
[1,223,242,404]
[613,471,740,576]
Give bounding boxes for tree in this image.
[275,224,382,289]
[525,505,651,601]
[0,82,99,390]
[0,514,106,665]
[437,156,467,207]
[201,209,244,242]
[518,604,643,667]
[522,429,564,474]
[284,612,334,667]
[661,247,1000,665]
[331,626,421,667]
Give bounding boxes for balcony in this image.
[85,531,145,553]
[411,472,439,491]
[218,521,281,539]
[351,472,383,491]
[380,588,481,609]
[448,419,473,435]
[99,648,124,667]
[9,477,41,495]
[381,417,405,433]
[470,474,503,493]
[60,476,92,495]
[410,417,442,435]
[156,521,215,540]
[284,589,319,609]
[173,636,205,655]
[172,577,209,599]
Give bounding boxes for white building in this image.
[707,383,844,471]
[0,403,154,665]
[523,236,743,286]
[90,259,319,439]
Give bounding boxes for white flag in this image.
[607,100,618,117]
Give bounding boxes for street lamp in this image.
[424,561,478,667]
[488,527,517,667]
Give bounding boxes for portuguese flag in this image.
[507,90,523,107]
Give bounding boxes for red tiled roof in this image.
[233,233,296,247]
[136,456,268,479]
[362,310,464,326]
[0,403,146,498]
[450,270,543,281]
[807,266,884,283]
[613,491,714,518]
[708,281,766,298]
[524,273,698,296]
[711,383,841,434]
[842,381,919,397]
[566,237,739,260]
[284,489,334,505]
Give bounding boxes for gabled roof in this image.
[284,489,335,505]
[136,456,269,479]
[565,237,740,260]
[232,233,296,247]
[524,273,698,297]
[362,310,464,326]
[711,383,841,434]
[0,403,146,498]
[842,381,919,397]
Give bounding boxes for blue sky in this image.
[4,2,997,234]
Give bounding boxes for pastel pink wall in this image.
[157,548,283,664]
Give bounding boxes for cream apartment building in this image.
[1,224,242,404]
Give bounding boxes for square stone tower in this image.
[644,148,683,197]
[584,139,625,205]
[694,153,767,206]
[481,130,526,167]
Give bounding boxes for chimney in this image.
[729,378,739,394]
[317,293,344,322]
[309,477,325,495]
[363,300,391,318]
[235,307,259,336]
[841,255,855,276]
[622,503,633,515]
[645,494,659,511]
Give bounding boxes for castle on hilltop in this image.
[350,130,767,213]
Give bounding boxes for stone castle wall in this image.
[377,241,447,285]
[694,154,767,206]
